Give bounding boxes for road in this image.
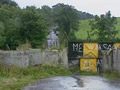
[23,75,120,90]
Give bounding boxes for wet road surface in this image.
[23,76,120,90]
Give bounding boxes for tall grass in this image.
[0,63,72,90]
[102,71,120,79]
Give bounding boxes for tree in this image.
[0,22,6,48]
[0,0,18,7]
[0,5,21,49]
[53,3,80,43]
[89,11,118,42]
[79,11,94,20]
[41,5,54,27]
[0,5,49,50]
[19,6,48,48]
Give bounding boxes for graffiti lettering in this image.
[99,43,113,50]
[73,43,83,52]
[68,42,115,60]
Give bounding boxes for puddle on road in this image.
[23,76,120,90]
[76,76,120,90]
[72,75,84,87]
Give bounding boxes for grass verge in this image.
[79,71,99,75]
[0,64,72,90]
[102,72,120,79]
[71,67,99,76]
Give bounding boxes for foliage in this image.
[0,5,48,50]
[79,71,98,75]
[75,19,92,41]
[89,11,118,42]
[0,1,96,50]
[75,18,120,42]
[41,5,54,27]
[0,5,22,49]
[0,64,72,90]
[52,3,80,43]
[102,72,120,79]
[19,6,48,48]
[16,41,31,50]
[0,22,6,47]
[1,1,118,49]
[0,0,18,7]
[79,11,94,20]
[36,4,95,45]
[71,66,99,75]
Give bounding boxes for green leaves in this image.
[41,5,54,27]
[0,5,48,49]
[19,6,48,48]
[0,0,18,7]
[89,11,118,42]
[53,4,80,42]
[0,5,21,49]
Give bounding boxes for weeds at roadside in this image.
[0,63,72,90]
[70,66,99,76]
[102,72,120,79]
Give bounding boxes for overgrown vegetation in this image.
[53,3,80,43]
[0,4,48,50]
[79,71,99,76]
[0,0,95,50]
[102,72,120,79]
[75,17,120,42]
[71,67,99,76]
[0,0,119,49]
[89,11,118,42]
[0,63,72,90]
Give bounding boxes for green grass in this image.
[115,17,120,38]
[75,19,92,40]
[79,71,99,76]
[72,67,99,76]
[102,72,120,79]
[0,64,72,90]
[75,17,120,40]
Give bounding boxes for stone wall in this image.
[0,49,68,68]
[102,48,120,74]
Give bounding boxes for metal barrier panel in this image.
[80,59,97,72]
[114,43,120,49]
[68,42,83,60]
[83,43,98,58]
